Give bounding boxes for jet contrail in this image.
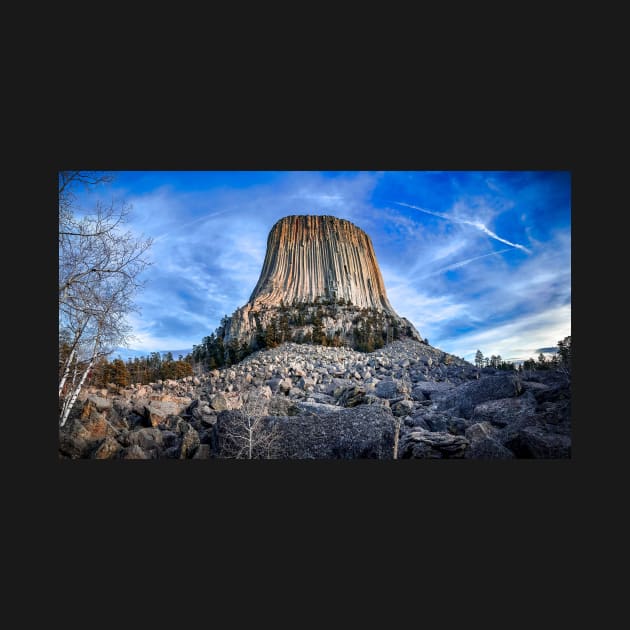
[393,201,532,254]
[432,248,512,275]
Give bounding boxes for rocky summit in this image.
[220,215,422,351]
[59,340,571,459]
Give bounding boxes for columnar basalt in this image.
[212,215,422,356]
[248,215,396,312]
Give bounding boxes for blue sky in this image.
[72,171,571,363]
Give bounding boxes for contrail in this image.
[393,201,532,254]
[432,248,512,275]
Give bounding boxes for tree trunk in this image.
[393,418,401,459]
[59,356,94,427]
[58,347,75,398]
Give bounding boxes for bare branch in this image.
[58,172,152,424]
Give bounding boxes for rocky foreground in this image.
[59,340,571,459]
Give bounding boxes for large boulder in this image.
[506,426,571,459]
[335,385,369,407]
[192,444,211,459]
[144,400,186,427]
[463,422,514,459]
[438,374,523,419]
[119,444,152,460]
[296,401,341,415]
[466,438,514,459]
[59,418,94,459]
[210,392,242,412]
[398,428,469,459]
[472,393,536,427]
[91,436,123,460]
[179,422,200,459]
[127,427,163,453]
[374,378,404,399]
[391,399,415,417]
[266,405,397,459]
[267,395,300,416]
[84,396,112,413]
[411,381,455,400]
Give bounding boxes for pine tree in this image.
[475,350,484,369]
[557,336,571,370]
[109,358,130,387]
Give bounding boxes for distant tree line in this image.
[474,336,571,373]
[80,351,193,388]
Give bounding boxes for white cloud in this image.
[438,304,571,362]
[394,200,532,254]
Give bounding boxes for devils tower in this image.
[248,215,396,312]
[208,215,422,360]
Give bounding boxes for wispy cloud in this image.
[76,171,569,361]
[393,200,532,254]
[428,248,512,276]
[437,304,571,362]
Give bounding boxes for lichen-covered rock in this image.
[398,428,469,459]
[92,436,123,459]
[271,405,396,459]
[179,422,200,459]
[120,444,151,460]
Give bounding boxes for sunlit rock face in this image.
[220,215,422,348]
[248,215,396,312]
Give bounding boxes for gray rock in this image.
[391,399,414,417]
[404,415,430,430]
[120,444,152,460]
[87,395,112,412]
[424,414,448,432]
[91,436,123,460]
[438,375,523,419]
[210,392,230,411]
[180,422,200,459]
[472,394,536,427]
[412,381,455,400]
[336,385,369,407]
[200,414,217,427]
[59,418,94,459]
[266,377,283,392]
[272,405,396,459]
[445,417,469,436]
[308,392,337,405]
[465,421,496,442]
[410,386,427,401]
[296,401,341,415]
[144,400,186,426]
[508,426,571,459]
[465,437,515,459]
[297,376,317,390]
[127,427,163,452]
[163,445,182,458]
[375,378,402,399]
[192,444,211,459]
[398,429,469,459]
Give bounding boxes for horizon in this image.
[72,171,571,363]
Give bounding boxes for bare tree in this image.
[58,171,152,426]
[218,390,282,459]
[392,417,402,459]
[393,371,412,459]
